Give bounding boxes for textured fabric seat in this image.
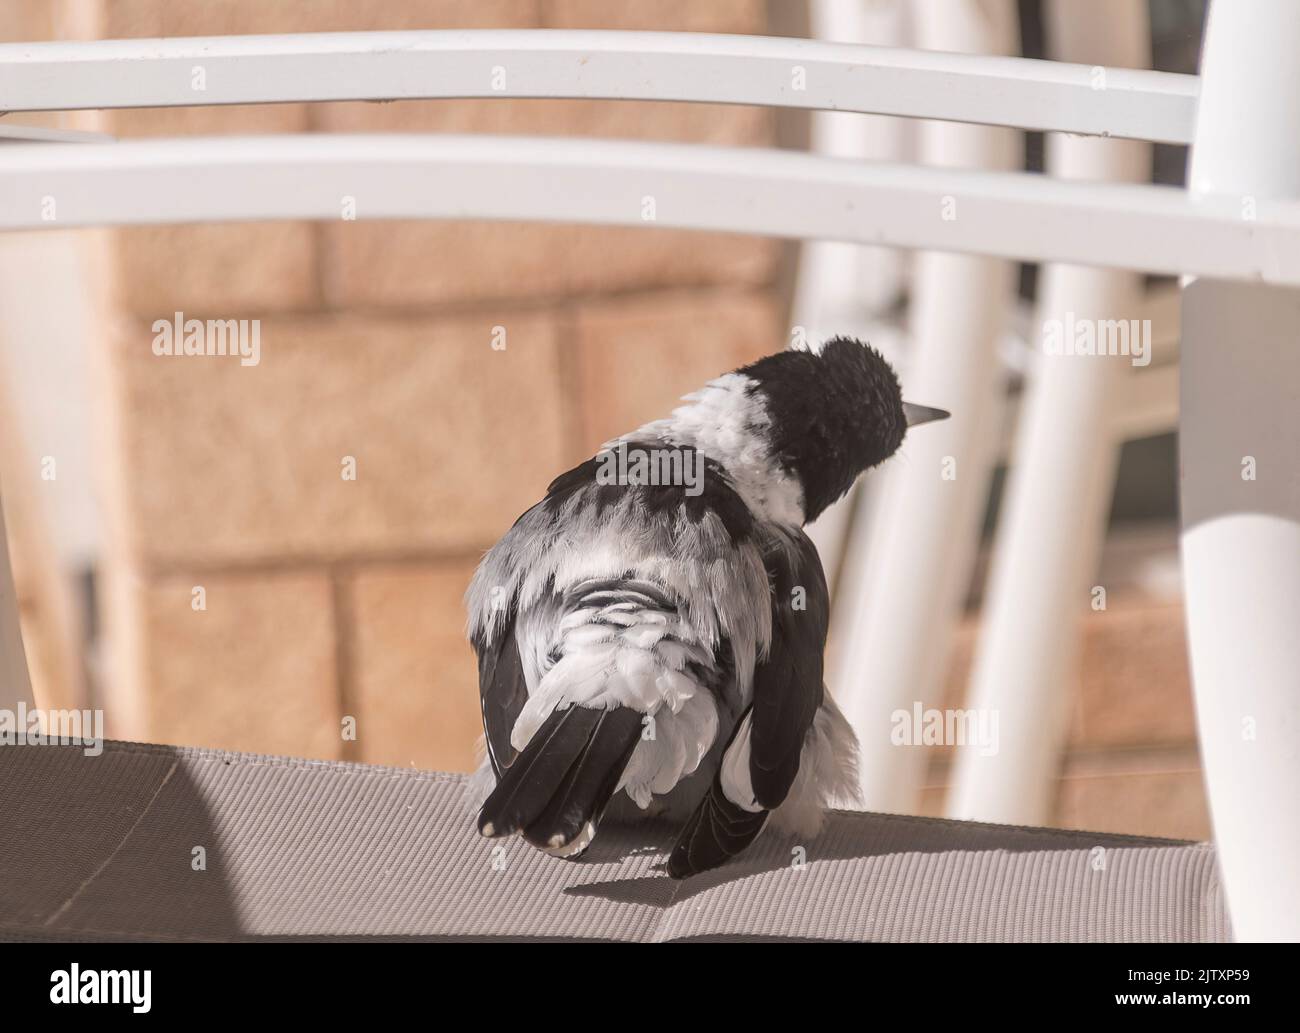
[0,740,1229,942]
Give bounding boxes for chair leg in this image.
[947,0,1151,825]
[829,0,1019,813]
[798,0,912,596]
[0,481,36,712]
[1180,0,1300,943]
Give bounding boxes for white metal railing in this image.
[2,135,1299,284]
[0,11,1297,942]
[1,29,1197,142]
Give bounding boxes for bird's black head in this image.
[739,336,940,523]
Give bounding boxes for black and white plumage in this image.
[466,336,947,878]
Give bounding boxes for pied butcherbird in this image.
[467,336,948,878]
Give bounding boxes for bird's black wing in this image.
[666,708,768,879]
[471,458,596,780]
[749,528,829,808]
[474,608,528,779]
[668,529,829,878]
[471,451,638,784]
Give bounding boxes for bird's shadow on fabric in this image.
[562,808,1188,907]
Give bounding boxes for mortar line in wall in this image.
[330,571,359,764]
[115,279,782,329]
[310,222,331,312]
[555,301,585,459]
[133,548,490,581]
[332,279,783,321]
[301,88,332,314]
[925,742,1205,785]
[1055,744,1206,779]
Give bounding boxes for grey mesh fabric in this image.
[0,740,1230,941]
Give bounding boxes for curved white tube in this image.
[1,135,1299,284]
[947,0,1152,825]
[1180,0,1300,943]
[0,29,1196,143]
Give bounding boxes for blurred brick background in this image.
[63,0,790,774]
[2,0,1210,841]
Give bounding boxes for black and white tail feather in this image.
[466,336,943,878]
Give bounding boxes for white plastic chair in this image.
[0,1,1296,940]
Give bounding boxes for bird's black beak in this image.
[903,402,950,427]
